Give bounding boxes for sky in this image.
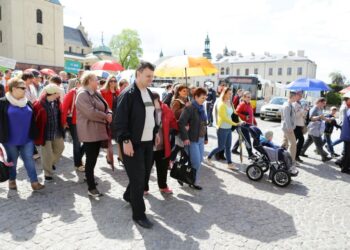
[60,0,350,83]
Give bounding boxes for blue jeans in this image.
[187,137,205,184]
[332,138,343,147]
[208,128,232,163]
[4,141,38,183]
[323,133,335,154]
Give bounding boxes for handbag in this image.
[170,148,196,185]
[0,161,10,183]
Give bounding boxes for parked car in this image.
[260,97,287,120]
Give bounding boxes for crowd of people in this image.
[1,62,350,229]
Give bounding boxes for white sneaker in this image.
[227,163,239,171]
[204,157,215,167]
[289,166,299,175]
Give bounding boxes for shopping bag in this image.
[170,149,196,185]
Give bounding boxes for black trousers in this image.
[341,141,350,171]
[83,141,101,191]
[232,125,253,157]
[123,141,154,220]
[294,126,305,158]
[301,135,313,155]
[67,117,85,167]
[148,150,169,190]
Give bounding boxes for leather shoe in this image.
[322,156,332,162]
[133,218,153,229]
[296,157,304,163]
[300,153,308,157]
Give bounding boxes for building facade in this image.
[214,50,317,85]
[0,0,64,71]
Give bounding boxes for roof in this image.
[215,53,315,64]
[93,45,112,56]
[48,0,61,5]
[64,26,89,47]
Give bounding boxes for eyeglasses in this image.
[16,86,26,90]
[109,80,117,83]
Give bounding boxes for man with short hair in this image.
[337,94,350,173]
[22,72,37,104]
[114,61,159,229]
[293,91,306,163]
[300,98,332,162]
[281,92,297,165]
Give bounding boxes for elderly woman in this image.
[0,78,45,191]
[76,72,112,197]
[178,87,208,190]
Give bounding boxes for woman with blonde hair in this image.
[205,87,242,170]
[100,75,119,109]
[76,72,111,197]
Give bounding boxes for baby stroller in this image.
[240,126,297,187]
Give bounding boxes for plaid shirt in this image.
[43,100,61,141]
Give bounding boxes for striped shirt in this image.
[140,88,155,142]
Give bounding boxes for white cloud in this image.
[60,0,350,82]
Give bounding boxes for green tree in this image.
[109,29,143,69]
[329,71,346,85]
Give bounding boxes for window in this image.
[245,68,249,76]
[81,49,84,55]
[220,67,225,75]
[69,46,72,53]
[287,67,292,75]
[254,68,258,75]
[236,69,240,76]
[0,30,2,43]
[37,33,43,45]
[225,67,230,75]
[297,67,303,75]
[36,9,42,23]
[269,68,273,76]
[278,68,282,75]
[0,6,2,21]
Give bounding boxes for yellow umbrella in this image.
[154,55,218,84]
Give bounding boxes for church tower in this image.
[202,34,212,59]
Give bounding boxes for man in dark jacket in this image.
[323,106,341,157]
[114,62,159,229]
[337,94,350,173]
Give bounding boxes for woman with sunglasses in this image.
[100,75,119,167]
[0,78,45,191]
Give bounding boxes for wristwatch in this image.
[123,139,130,144]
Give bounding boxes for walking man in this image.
[281,92,297,166]
[114,62,159,229]
[337,93,350,173]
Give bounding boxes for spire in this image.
[202,34,212,59]
[79,17,82,26]
[184,50,186,55]
[159,49,164,58]
[101,31,104,46]
[223,46,229,56]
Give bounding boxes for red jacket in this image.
[61,88,78,125]
[33,96,64,146]
[100,89,119,110]
[160,102,178,158]
[236,101,257,125]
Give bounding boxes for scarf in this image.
[192,100,207,122]
[5,92,28,108]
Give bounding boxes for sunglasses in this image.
[109,80,117,83]
[16,86,26,90]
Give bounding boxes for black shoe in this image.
[189,184,202,190]
[45,176,53,181]
[231,149,239,155]
[335,160,342,167]
[300,153,308,157]
[133,218,153,229]
[341,168,350,174]
[177,180,183,186]
[322,156,332,162]
[88,188,103,197]
[52,165,56,171]
[296,157,304,163]
[332,153,340,157]
[123,194,130,203]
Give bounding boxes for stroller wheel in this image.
[272,169,291,187]
[246,164,264,181]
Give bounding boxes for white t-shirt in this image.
[140,88,155,142]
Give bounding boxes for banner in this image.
[0,56,16,70]
[64,60,81,74]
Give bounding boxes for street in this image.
[1,118,350,250]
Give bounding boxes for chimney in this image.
[264,51,270,57]
[251,52,255,57]
[288,51,295,56]
[297,50,305,57]
[238,53,243,57]
[231,50,237,56]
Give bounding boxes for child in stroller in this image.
[244,126,298,187]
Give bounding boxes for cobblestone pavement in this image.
[1,118,350,250]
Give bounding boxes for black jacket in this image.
[178,104,208,142]
[324,114,341,134]
[113,83,159,145]
[0,97,38,143]
[0,85,4,98]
